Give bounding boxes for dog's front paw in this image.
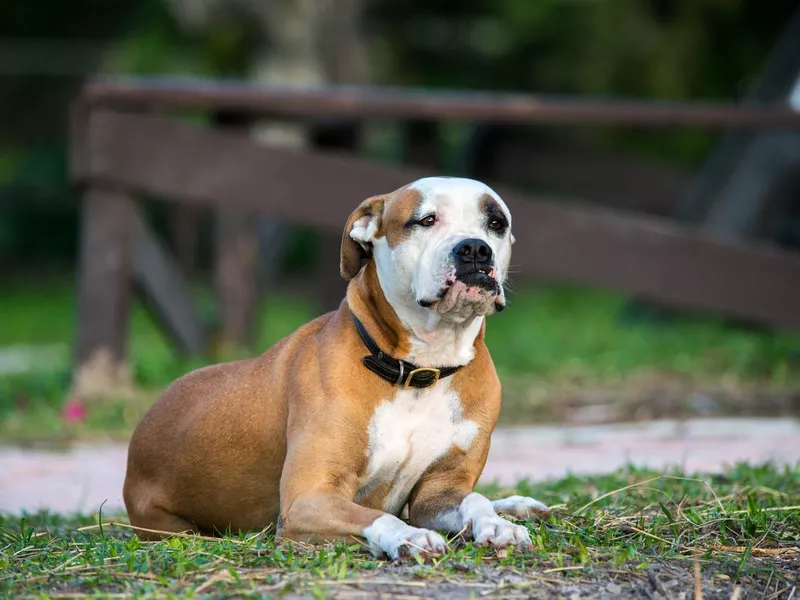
[491,495,551,520]
[393,527,449,560]
[471,515,533,552]
[364,515,448,560]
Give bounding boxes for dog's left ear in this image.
[340,194,386,281]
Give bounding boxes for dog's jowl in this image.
[123,177,551,559]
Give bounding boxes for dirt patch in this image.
[291,558,797,599]
[23,555,798,599]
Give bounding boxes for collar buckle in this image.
[404,367,441,389]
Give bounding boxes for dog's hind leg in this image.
[127,504,198,541]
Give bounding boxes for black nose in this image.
[452,238,492,264]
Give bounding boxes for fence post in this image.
[73,186,137,397]
[210,111,260,352]
[214,210,259,351]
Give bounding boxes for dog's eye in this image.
[418,215,436,227]
[488,218,505,231]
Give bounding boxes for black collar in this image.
[353,316,463,389]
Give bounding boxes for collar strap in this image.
[353,316,462,389]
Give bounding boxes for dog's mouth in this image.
[455,267,498,292]
[417,267,505,313]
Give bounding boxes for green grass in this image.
[490,287,798,385]
[0,278,798,442]
[1,463,798,598]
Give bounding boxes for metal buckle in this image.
[404,367,441,389]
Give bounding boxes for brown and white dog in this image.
[123,176,550,559]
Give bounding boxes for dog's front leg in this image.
[279,432,448,560]
[280,493,448,559]
[407,451,550,552]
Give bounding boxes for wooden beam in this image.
[74,186,136,371]
[214,210,259,349]
[505,198,800,328]
[74,187,208,380]
[132,209,207,355]
[81,78,800,130]
[82,109,420,229]
[468,135,691,216]
[80,110,800,329]
[209,111,262,349]
[704,132,800,238]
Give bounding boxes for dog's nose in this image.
[452,238,493,264]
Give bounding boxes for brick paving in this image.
[1,418,798,516]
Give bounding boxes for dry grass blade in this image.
[75,521,220,542]
[694,558,703,600]
[244,523,273,541]
[729,506,800,515]
[48,592,129,600]
[315,579,428,587]
[543,566,586,573]
[663,475,727,514]
[574,476,663,515]
[717,546,799,556]
[765,588,793,600]
[194,570,234,593]
[608,520,697,553]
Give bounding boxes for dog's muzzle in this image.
[451,238,497,292]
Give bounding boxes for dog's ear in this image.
[340,195,386,281]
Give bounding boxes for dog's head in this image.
[341,177,514,325]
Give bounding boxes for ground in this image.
[1,279,799,597]
[1,463,798,599]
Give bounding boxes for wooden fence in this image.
[70,78,800,384]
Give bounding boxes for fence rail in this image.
[83,78,800,129]
[69,78,800,388]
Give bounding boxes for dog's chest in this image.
[356,382,479,515]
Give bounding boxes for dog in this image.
[123,176,550,559]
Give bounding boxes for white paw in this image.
[472,515,533,552]
[491,495,551,520]
[364,515,448,560]
[390,527,449,560]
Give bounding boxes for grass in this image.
[0,277,798,442]
[1,463,798,598]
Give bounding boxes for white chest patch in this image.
[356,380,479,516]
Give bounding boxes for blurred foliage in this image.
[368,0,793,98]
[0,0,139,147]
[100,0,257,77]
